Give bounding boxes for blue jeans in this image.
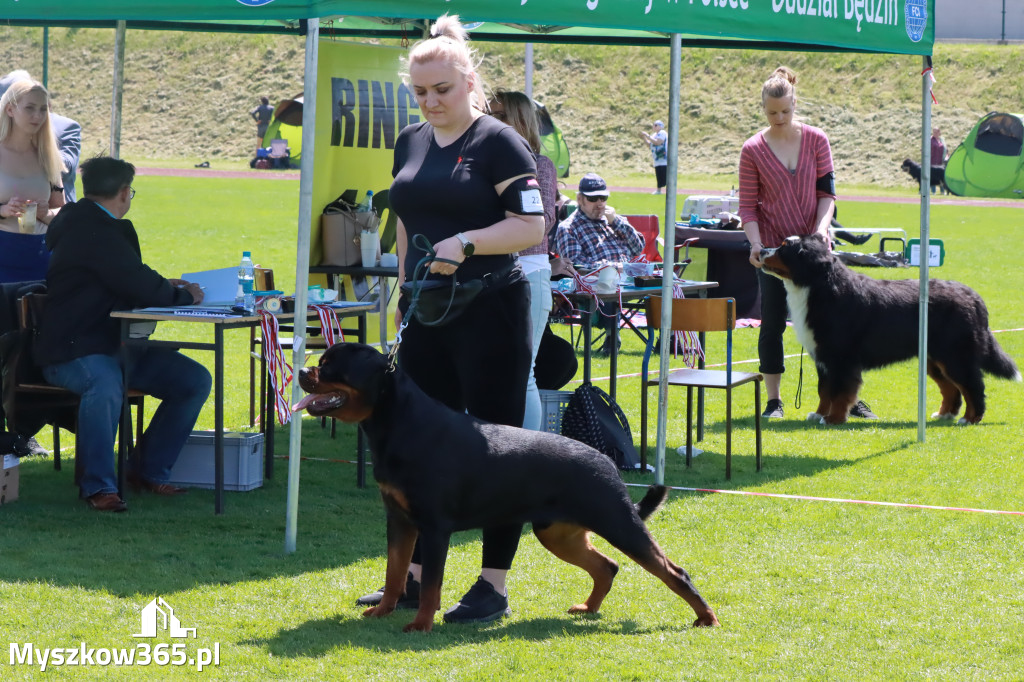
[522,266,552,431]
[43,347,212,498]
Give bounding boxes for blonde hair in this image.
[491,90,541,152]
[401,14,487,112]
[0,79,65,185]
[761,66,797,104]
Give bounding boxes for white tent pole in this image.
[654,33,682,485]
[110,20,126,159]
[524,43,534,98]
[285,18,319,554]
[917,56,933,443]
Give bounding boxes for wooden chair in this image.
[12,293,145,478]
[640,296,763,479]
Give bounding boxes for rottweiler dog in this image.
[901,158,948,195]
[294,342,719,633]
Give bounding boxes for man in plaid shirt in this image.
[554,173,645,267]
[554,173,645,355]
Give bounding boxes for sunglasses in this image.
[584,194,608,202]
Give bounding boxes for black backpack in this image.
[560,383,641,470]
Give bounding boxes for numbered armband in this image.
[500,175,545,215]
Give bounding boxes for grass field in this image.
[1,174,1023,680]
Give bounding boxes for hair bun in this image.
[772,66,797,86]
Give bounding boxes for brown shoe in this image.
[87,492,127,512]
[128,471,188,496]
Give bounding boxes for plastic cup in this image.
[18,203,37,233]
[360,231,379,267]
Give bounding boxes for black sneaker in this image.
[762,399,784,419]
[442,577,511,624]
[355,572,420,609]
[849,400,879,419]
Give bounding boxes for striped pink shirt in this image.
[738,124,835,248]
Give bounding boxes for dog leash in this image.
[386,233,463,374]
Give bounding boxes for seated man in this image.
[553,172,644,355]
[36,156,212,512]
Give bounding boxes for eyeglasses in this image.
[128,187,136,199]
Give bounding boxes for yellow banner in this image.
[311,40,415,344]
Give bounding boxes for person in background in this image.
[488,89,558,432]
[36,157,211,512]
[930,127,947,168]
[639,120,668,194]
[355,14,544,624]
[553,172,644,356]
[0,78,65,284]
[0,71,80,204]
[739,66,877,421]
[250,96,274,153]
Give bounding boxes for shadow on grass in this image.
[246,613,681,657]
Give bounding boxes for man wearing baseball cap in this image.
[553,172,645,355]
[639,120,668,195]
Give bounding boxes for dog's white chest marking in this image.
[783,282,817,360]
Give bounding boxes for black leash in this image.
[386,233,462,374]
[794,347,804,410]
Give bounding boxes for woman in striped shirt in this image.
[739,66,836,420]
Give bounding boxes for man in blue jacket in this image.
[36,157,211,512]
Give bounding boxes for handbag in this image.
[560,383,641,470]
[320,196,379,266]
[399,278,483,327]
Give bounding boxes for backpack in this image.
[560,383,641,470]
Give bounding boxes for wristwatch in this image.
[455,232,475,257]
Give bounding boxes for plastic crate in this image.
[540,389,573,435]
[167,432,264,491]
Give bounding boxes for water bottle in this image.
[236,251,255,312]
[356,190,374,214]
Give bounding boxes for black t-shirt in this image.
[391,115,537,282]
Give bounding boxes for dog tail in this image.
[982,335,1022,381]
[636,485,670,520]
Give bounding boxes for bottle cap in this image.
[243,251,251,257]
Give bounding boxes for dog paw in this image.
[956,417,981,426]
[931,411,956,421]
[693,612,721,628]
[567,604,598,615]
[402,618,434,633]
[806,412,825,424]
[362,605,394,619]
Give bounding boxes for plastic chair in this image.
[640,295,763,479]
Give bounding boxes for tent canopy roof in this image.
[4,2,934,54]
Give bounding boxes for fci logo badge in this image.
[236,0,277,6]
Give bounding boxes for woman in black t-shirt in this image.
[356,14,545,626]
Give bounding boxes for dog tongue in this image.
[292,394,319,412]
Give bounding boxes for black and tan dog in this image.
[293,342,719,633]
[901,158,949,195]
[760,234,1020,424]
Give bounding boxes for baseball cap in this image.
[654,120,664,128]
[578,172,610,198]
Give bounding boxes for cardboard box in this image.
[682,195,739,221]
[167,432,264,491]
[2,454,19,506]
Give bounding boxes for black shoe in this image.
[849,399,879,419]
[762,399,784,419]
[443,577,511,624]
[356,572,420,609]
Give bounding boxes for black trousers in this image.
[654,165,667,189]
[756,269,788,375]
[400,278,532,570]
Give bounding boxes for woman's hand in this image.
[1,197,30,219]
[428,236,465,275]
[748,243,764,268]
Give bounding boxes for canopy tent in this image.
[4,0,937,550]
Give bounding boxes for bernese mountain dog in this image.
[760,234,1020,424]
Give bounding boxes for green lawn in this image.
[1,175,1023,680]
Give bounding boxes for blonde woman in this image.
[0,79,65,282]
[356,15,544,626]
[740,67,874,421]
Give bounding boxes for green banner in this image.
[1,0,933,55]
